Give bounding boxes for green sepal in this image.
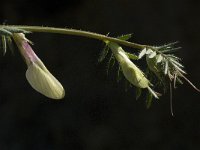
[158,41,179,50]
[164,60,169,75]
[106,54,115,74]
[160,47,181,53]
[176,77,183,84]
[170,58,183,67]
[98,45,109,62]
[126,52,138,60]
[0,28,12,36]
[6,36,15,54]
[135,87,142,100]
[1,35,7,55]
[124,80,132,92]
[146,91,153,109]
[117,66,122,82]
[117,34,132,41]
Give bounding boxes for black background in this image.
[0,0,200,150]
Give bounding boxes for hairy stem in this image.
[0,25,147,50]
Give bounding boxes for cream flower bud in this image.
[107,42,149,89]
[107,42,159,99]
[12,33,65,99]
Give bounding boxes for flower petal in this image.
[26,62,65,99]
[121,61,149,88]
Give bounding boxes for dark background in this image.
[0,0,200,149]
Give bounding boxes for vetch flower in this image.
[12,33,65,99]
[106,41,159,98]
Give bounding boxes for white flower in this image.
[13,33,65,99]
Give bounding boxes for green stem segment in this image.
[0,25,147,50]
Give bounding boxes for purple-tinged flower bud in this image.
[12,33,65,99]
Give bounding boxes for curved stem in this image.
[0,25,147,50]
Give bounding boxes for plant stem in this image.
[0,25,147,50]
